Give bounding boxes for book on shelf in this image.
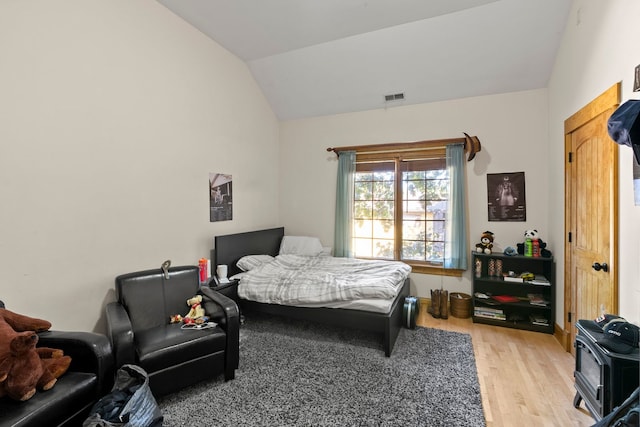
[474,306,505,319]
[502,273,524,283]
[476,298,500,305]
[474,312,506,320]
[474,306,504,314]
[492,294,520,303]
[529,314,549,326]
[502,271,535,283]
[475,315,507,321]
[474,292,501,305]
[526,274,551,286]
[527,293,549,306]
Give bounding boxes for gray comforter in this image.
[236,254,411,305]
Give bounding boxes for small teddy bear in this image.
[475,231,494,254]
[184,295,206,321]
[169,295,209,325]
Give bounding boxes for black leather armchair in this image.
[105,265,239,397]
[0,300,114,427]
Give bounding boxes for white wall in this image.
[0,1,280,331]
[280,89,551,299]
[548,0,640,325]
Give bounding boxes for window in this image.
[331,138,471,275]
[400,159,448,262]
[353,152,455,274]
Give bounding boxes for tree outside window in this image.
[353,157,450,270]
[331,137,471,275]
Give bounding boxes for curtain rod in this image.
[327,133,481,162]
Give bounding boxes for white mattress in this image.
[236,254,411,311]
[275,297,395,314]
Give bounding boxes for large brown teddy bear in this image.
[0,308,71,401]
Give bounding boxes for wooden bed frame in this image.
[213,227,410,357]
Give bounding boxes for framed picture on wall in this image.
[487,172,526,222]
[210,173,233,222]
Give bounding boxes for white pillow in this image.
[236,254,274,272]
[279,236,324,256]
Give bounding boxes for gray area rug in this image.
[158,314,485,426]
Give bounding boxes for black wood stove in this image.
[573,319,639,421]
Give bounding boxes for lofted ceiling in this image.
[157,0,572,120]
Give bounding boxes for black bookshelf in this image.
[472,251,555,333]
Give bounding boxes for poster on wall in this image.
[210,173,233,222]
[487,172,526,222]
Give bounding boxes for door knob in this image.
[592,262,609,272]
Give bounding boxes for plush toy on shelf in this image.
[475,231,494,254]
[0,308,71,401]
[516,229,552,257]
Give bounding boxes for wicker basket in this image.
[449,292,472,318]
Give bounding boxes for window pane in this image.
[404,199,425,216]
[373,219,394,239]
[426,241,445,263]
[400,164,448,264]
[355,181,372,201]
[354,169,395,261]
[403,219,425,240]
[427,178,448,200]
[373,171,394,181]
[354,238,373,258]
[427,200,447,218]
[373,180,394,200]
[354,201,373,220]
[373,201,394,220]
[373,239,394,259]
[402,240,425,261]
[353,220,373,238]
[426,220,445,241]
[404,181,426,201]
[404,171,425,180]
[425,169,447,179]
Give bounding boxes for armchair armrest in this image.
[105,301,136,369]
[200,286,240,371]
[37,330,114,396]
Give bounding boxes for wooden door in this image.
[564,83,619,353]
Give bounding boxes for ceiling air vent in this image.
[384,92,405,102]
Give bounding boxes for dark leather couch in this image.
[105,265,239,397]
[0,300,114,427]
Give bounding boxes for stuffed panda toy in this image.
[516,229,552,257]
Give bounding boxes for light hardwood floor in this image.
[416,303,595,427]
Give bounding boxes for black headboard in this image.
[214,227,284,277]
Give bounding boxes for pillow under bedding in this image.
[279,236,324,256]
[236,254,275,271]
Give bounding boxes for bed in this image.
[213,227,411,356]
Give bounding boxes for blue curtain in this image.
[334,151,356,257]
[444,143,468,269]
